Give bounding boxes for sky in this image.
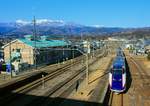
[0,0,150,28]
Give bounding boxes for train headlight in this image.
[119,79,122,81]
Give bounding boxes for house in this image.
[144,45,150,53]
[125,44,134,49]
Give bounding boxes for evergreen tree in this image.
[147,52,150,60]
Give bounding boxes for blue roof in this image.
[19,39,70,48]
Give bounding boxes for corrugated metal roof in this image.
[19,39,70,48]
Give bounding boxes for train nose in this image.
[119,79,122,81]
[113,78,122,81]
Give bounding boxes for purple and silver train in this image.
[109,48,126,93]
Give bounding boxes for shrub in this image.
[147,52,150,60]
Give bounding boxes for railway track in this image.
[126,55,150,106]
[127,56,150,88]
[26,66,86,106]
[24,58,99,106]
[0,55,85,94]
[129,56,150,80]
[0,55,84,105]
[104,53,150,106]
[108,91,123,106]
[103,86,124,106]
[103,53,124,106]
[0,49,107,106]
[40,54,85,73]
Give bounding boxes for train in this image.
[109,48,126,93]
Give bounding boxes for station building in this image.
[2,35,72,73]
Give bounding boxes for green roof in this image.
[19,39,70,48]
[25,35,33,38]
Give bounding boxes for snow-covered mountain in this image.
[15,20,30,26]
[15,19,66,27]
[0,19,128,36]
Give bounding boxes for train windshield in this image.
[113,69,122,75]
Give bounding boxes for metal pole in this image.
[85,40,90,86]
[86,53,88,86]
[33,16,37,69]
[93,44,94,58]
[72,49,74,70]
[41,74,45,89]
[73,49,74,60]
[62,37,65,63]
[9,41,12,78]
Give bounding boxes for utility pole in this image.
[85,53,88,86]
[9,41,12,78]
[81,33,83,41]
[33,16,37,69]
[86,40,90,85]
[92,42,94,58]
[63,36,65,63]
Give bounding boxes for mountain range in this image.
[0,19,127,37]
[0,19,149,38]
